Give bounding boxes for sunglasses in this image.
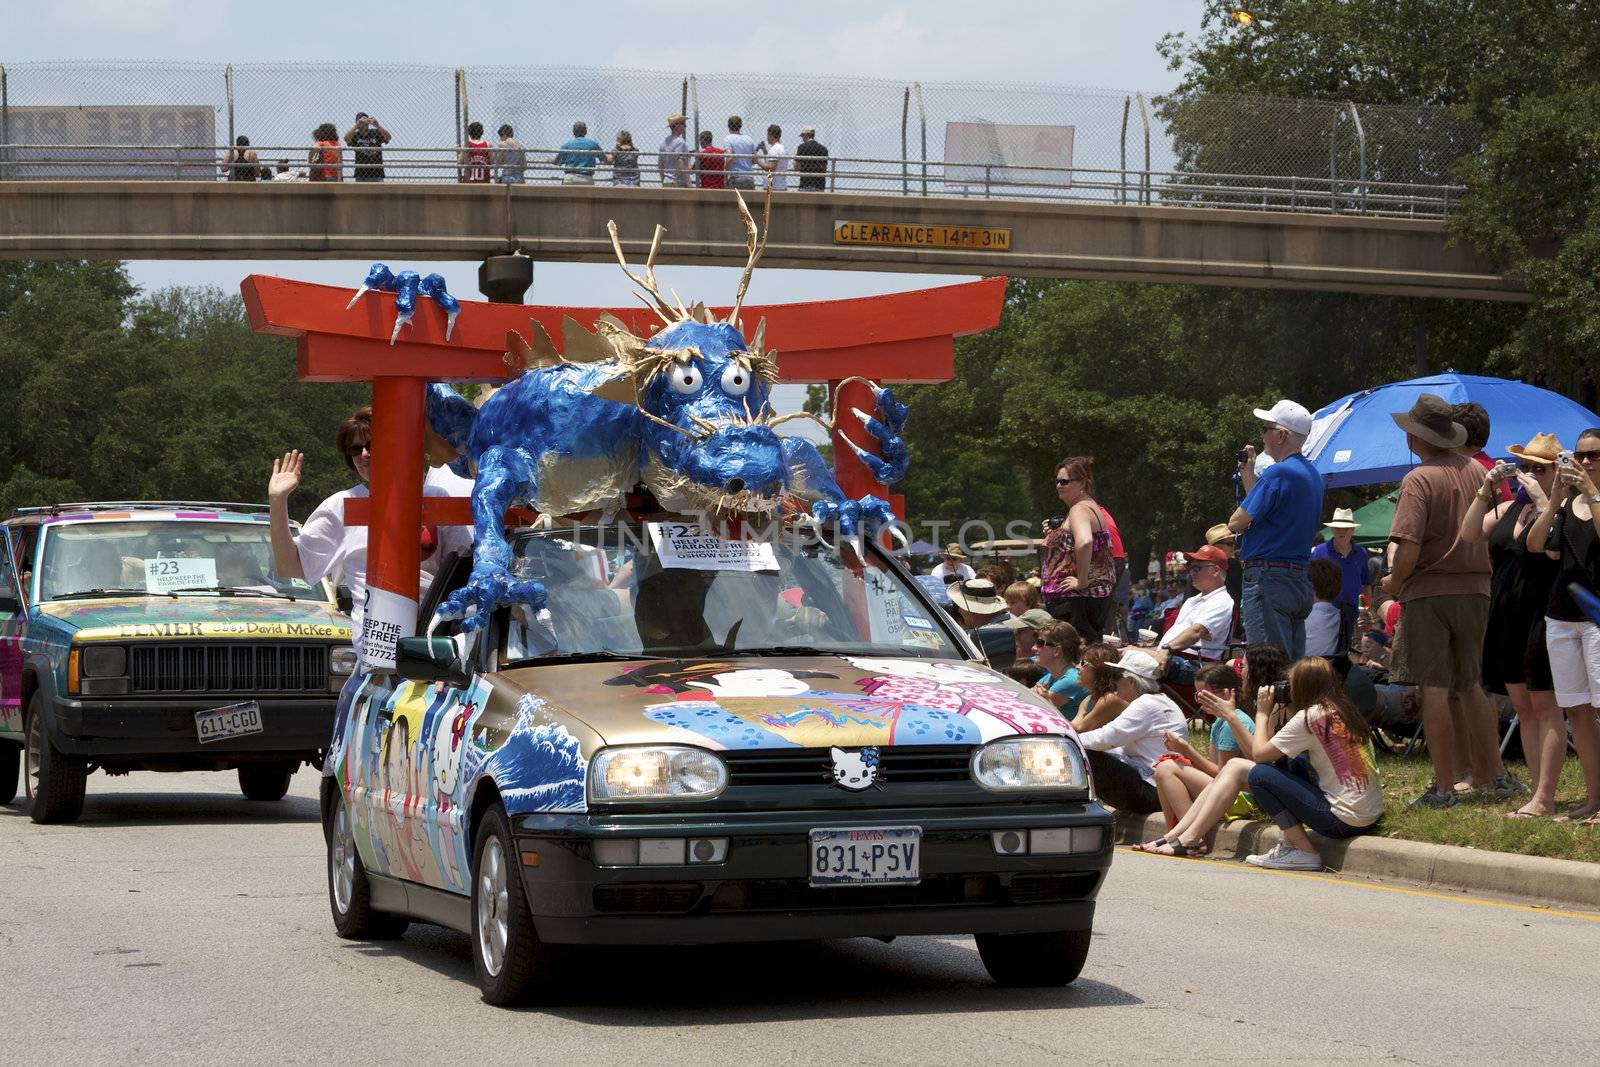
[346,442,372,457]
[1576,449,1600,463]
[1055,477,1081,487]
[1518,462,1546,473]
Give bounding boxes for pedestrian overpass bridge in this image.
[0,181,1523,302]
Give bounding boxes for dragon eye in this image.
[720,364,751,397]
[667,364,700,395]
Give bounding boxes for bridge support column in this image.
[478,253,532,304]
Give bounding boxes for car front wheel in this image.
[327,791,408,940]
[25,696,86,824]
[976,928,1092,986]
[471,803,557,1006]
[238,762,295,802]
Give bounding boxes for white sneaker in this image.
[1246,842,1322,871]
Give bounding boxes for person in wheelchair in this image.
[1146,544,1235,684]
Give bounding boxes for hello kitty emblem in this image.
[827,746,883,791]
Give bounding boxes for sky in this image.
[9,0,1207,425]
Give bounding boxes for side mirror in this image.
[0,594,20,615]
[394,636,471,686]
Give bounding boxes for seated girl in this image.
[1147,662,1253,831]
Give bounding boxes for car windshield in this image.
[37,519,331,603]
[500,519,962,663]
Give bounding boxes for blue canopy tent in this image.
[1304,373,1600,488]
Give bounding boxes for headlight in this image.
[971,735,1089,793]
[80,645,127,678]
[328,646,358,676]
[589,746,728,803]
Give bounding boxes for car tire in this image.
[0,741,19,805]
[471,803,557,1006]
[326,790,409,940]
[24,695,87,824]
[975,928,1092,986]
[238,762,295,802]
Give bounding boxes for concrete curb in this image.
[1113,811,1600,912]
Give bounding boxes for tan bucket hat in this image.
[1507,432,1563,466]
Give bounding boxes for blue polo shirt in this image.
[1310,538,1371,608]
[1239,454,1323,563]
[555,136,603,174]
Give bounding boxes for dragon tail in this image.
[425,383,479,478]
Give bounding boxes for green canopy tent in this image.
[1350,491,1397,548]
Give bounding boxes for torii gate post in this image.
[243,274,1005,665]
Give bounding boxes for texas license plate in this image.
[196,701,262,743]
[808,826,921,886]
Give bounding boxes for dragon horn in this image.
[728,184,772,331]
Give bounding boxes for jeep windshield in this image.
[38,519,332,603]
[500,519,962,663]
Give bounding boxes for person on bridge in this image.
[458,122,492,184]
[658,114,691,188]
[496,125,527,184]
[1040,455,1117,642]
[1229,398,1322,658]
[308,123,342,182]
[555,121,603,185]
[723,115,758,190]
[607,130,640,186]
[694,131,727,189]
[344,113,391,183]
[795,126,829,191]
[756,124,790,191]
[221,135,260,182]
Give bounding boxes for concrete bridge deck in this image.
[0,181,1523,301]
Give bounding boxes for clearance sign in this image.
[833,220,1011,251]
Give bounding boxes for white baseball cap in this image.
[1252,399,1313,437]
[1105,648,1162,683]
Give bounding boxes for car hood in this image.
[40,596,352,642]
[500,653,1070,750]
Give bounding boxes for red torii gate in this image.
[242,273,1005,659]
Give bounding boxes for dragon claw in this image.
[438,560,547,633]
[349,263,461,345]
[809,494,895,538]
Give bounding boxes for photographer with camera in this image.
[344,112,391,183]
[1526,427,1600,824]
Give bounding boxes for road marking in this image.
[1117,846,1600,922]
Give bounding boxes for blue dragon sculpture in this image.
[394,191,908,631]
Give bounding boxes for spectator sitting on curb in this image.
[1030,620,1086,713]
[1005,660,1047,688]
[1074,649,1187,814]
[1147,543,1235,684]
[1004,606,1054,664]
[1134,642,1289,856]
[1069,642,1126,730]
[1229,657,1386,871]
[1146,661,1257,833]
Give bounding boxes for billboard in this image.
[943,121,1074,190]
[2,105,218,179]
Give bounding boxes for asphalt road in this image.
[3,768,1598,1065]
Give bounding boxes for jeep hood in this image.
[40,596,352,642]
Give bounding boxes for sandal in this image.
[1131,837,1170,853]
[1149,838,1209,858]
[1503,809,1543,820]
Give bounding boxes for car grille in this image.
[129,643,328,694]
[722,745,974,787]
[710,874,1002,912]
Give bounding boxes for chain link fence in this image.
[0,61,1478,215]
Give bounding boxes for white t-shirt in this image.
[1305,600,1342,657]
[1158,586,1234,659]
[295,482,473,633]
[931,561,976,583]
[1076,692,1187,786]
[762,141,790,190]
[1271,705,1383,826]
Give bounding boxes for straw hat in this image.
[942,542,967,560]
[666,113,687,127]
[946,578,1005,616]
[1325,507,1359,530]
[1205,523,1236,546]
[1507,432,1563,466]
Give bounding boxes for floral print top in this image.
[1041,506,1116,600]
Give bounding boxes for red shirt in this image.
[697,145,727,189]
[1471,451,1514,503]
[1097,505,1126,559]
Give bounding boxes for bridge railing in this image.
[0,143,1465,219]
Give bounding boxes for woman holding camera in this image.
[1040,455,1116,642]
[1460,434,1563,817]
[1224,657,1384,871]
[1526,428,1600,823]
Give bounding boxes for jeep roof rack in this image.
[10,501,272,518]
